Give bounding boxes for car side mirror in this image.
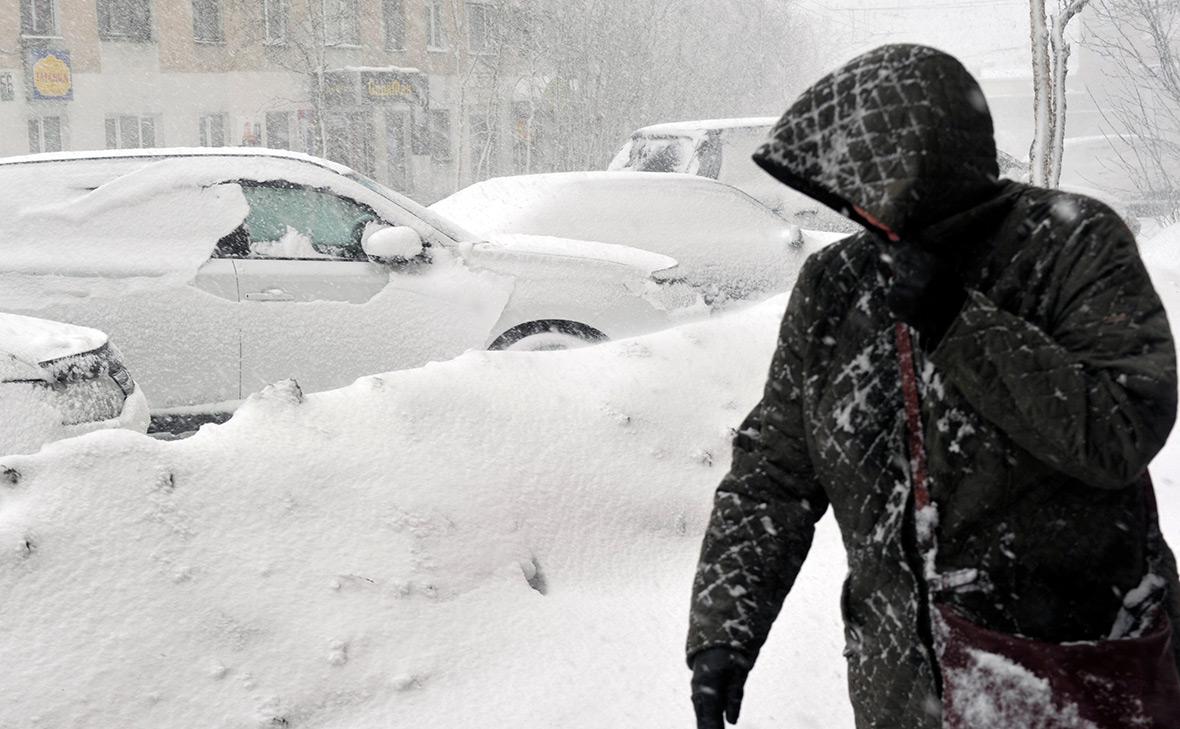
[362,226,424,261]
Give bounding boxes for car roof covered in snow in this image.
[0,146,358,177]
[431,171,784,237]
[630,117,778,137]
[0,149,481,282]
[435,170,770,205]
[430,171,820,296]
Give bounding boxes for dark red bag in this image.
[937,603,1180,728]
[895,323,1180,728]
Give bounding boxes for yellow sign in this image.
[32,53,72,99]
[366,78,415,99]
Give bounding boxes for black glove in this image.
[881,244,967,348]
[691,647,751,729]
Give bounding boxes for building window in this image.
[323,112,375,176]
[512,103,540,174]
[240,120,262,146]
[429,110,451,162]
[263,0,287,44]
[192,0,223,43]
[21,0,59,37]
[297,110,320,155]
[28,116,63,153]
[426,0,446,50]
[383,0,405,50]
[467,2,495,54]
[265,111,291,149]
[105,114,158,148]
[469,112,498,178]
[0,73,15,102]
[199,113,226,146]
[98,0,152,41]
[323,0,360,46]
[385,110,410,189]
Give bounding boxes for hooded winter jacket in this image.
[687,44,1180,728]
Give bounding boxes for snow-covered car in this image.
[607,118,857,232]
[0,149,691,426]
[0,312,149,455]
[431,171,848,303]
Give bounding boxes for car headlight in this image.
[33,376,126,426]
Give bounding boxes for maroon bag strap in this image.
[894,321,1162,567]
[895,323,935,556]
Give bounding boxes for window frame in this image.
[192,0,224,44]
[466,2,496,55]
[104,114,160,149]
[265,111,292,150]
[429,109,452,163]
[383,0,405,51]
[27,115,64,154]
[322,0,361,47]
[97,0,152,42]
[199,112,227,147]
[0,73,15,102]
[511,103,538,175]
[263,0,288,45]
[426,0,447,51]
[21,0,60,38]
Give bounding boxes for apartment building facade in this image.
[1,0,546,202]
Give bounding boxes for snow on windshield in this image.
[611,135,701,174]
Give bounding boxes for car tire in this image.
[488,320,608,352]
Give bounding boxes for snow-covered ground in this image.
[1,224,1178,728]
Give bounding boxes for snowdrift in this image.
[5,223,1180,728]
[0,296,851,728]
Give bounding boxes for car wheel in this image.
[488,320,608,352]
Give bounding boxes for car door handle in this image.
[244,288,294,302]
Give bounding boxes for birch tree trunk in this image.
[1029,0,1052,186]
[1029,0,1090,188]
[1047,0,1090,186]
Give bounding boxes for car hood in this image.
[0,312,108,374]
[469,233,678,277]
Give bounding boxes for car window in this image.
[216,183,379,260]
[624,136,694,173]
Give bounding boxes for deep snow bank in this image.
[7,223,1180,729]
[0,296,851,729]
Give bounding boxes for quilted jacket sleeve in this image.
[930,207,1178,490]
[686,257,830,664]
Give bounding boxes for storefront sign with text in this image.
[29,50,72,101]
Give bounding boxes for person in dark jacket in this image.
[687,44,1180,728]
